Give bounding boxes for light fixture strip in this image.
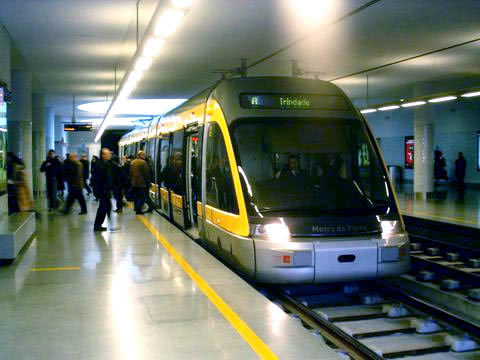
[95,1,193,142]
[360,108,377,114]
[378,105,400,111]
[401,101,426,108]
[360,87,480,115]
[461,91,480,98]
[428,95,457,103]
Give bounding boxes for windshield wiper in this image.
[259,207,342,215]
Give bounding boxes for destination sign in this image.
[64,123,93,132]
[240,94,349,110]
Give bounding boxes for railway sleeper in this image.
[468,258,480,268]
[440,279,462,291]
[468,288,480,301]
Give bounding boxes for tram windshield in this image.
[230,118,396,217]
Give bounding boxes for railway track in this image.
[409,235,480,300]
[266,281,480,360]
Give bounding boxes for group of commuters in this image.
[434,149,467,193]
[39,148,155,231]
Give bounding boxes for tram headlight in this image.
[252,223,291,242]
[378,220,409,262]
[380,220,402,239]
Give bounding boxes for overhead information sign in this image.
[64,123,93,132]
[240,94,349,110]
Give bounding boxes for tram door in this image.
[185,130,201,238]
[157,135,171,217]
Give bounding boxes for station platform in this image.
[395,183,480,230]
[0,198,340,360]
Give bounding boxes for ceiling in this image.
[1,0,480,120]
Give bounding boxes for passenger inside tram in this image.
[275,154,305,179]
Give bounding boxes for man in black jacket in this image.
[455,152,467,193]
[80,153,92,195]
[92,148,115,231]
[40,149,63,211]
[62,152,87,215]
[63,153,74,192]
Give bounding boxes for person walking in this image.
[455,152,467,193]
[7,152,23,214]
[92,148,115,231]
[62,153,87,215]
[130,150,154,214]
[40,149,63,211]
[112,154,125,213]
[63,153,74,193]
[80,153,92,195]
[90,155,99,201]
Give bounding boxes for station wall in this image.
[67,131,100,161]
[365,100,480,185]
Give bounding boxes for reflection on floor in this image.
[0,196,339,360]
[394,182,480,229]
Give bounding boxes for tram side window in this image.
[205,123,238,214]
[167,131,184,195]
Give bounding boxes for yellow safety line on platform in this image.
[137,215,279,360]
[402,210,479,227]
[30,266,81,272]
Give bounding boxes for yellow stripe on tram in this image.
[30,266,81,272]
[137,215,279,360]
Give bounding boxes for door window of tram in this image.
[158,136,170,186]
[146,139,156,182]
[205,123,238,214]
[192,131,202,201]
[168,131,184,195]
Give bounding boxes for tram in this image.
[119,77,410,284]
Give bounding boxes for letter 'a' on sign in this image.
[239,94,349,111]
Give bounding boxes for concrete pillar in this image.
[45,107,55,152]
[413,84,434,199]
[32,93,46,195]
[54,115,67,158]
[7,70,33,196]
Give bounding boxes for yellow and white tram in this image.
[119,77,410,284]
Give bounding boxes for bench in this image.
[0,212,36,260]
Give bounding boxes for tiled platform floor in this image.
[395,183,480,229]
[0,197,340,360]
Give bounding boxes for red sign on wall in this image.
[405,136,414,169]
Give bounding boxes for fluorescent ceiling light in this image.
[401,101,426,108]
[78,99,187,116]
[461,91,480,98]
[171,0,193,9]
[135,56,153,72]
[428,96,457,103]
[154,10,185,37]
[378,105,400,111]
[360,109,377,114]
[143,38,165,57]
[79,117,151,126]
[129,70,143,83]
